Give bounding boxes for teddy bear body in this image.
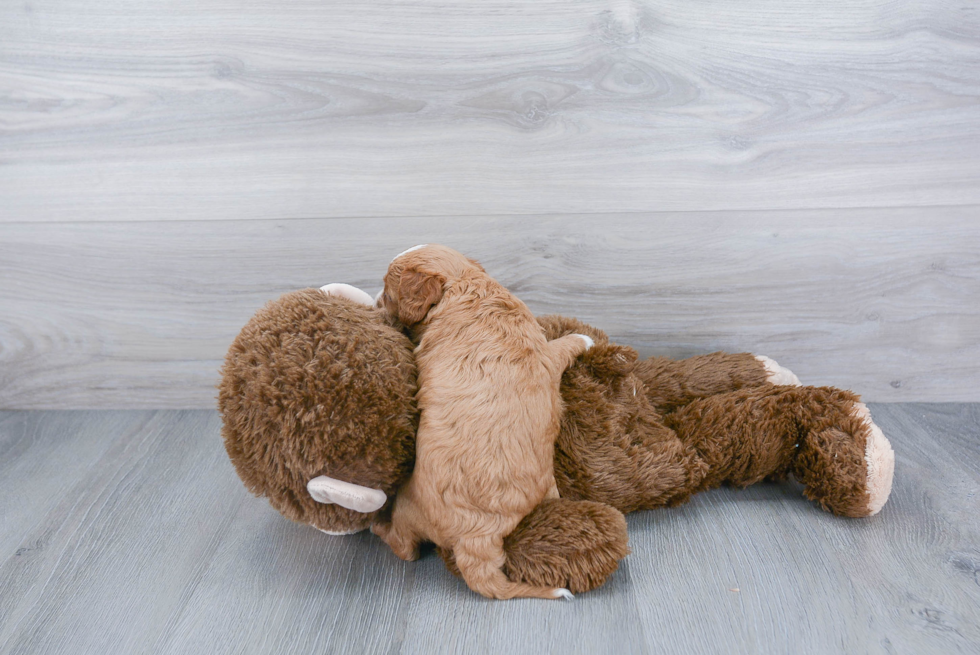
[538,316,889,519]
[219,288,894,594]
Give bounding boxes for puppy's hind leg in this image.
[545,333,594,373]
[454,536,573,600]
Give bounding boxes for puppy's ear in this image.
[397,267,445,326]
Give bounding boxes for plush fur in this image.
[219,288,894,597]
[218,289,418,534]
[373,245,591,599]
[539,314,887,518]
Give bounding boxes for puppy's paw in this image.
[851,402,895,516]
[371,522,420,561]
[571,333,595,351]
[553,588,575,600]
[320,283,375,307]
[756,355,801,386]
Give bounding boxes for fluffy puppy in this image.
[372,245,593,600]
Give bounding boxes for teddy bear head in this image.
[218,289,418,534]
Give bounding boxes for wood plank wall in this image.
[1,0,979,408]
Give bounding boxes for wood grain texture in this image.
[1,0,979,222]
[1,405,977,654]
[2,208,978,409]
[624,402,980,654]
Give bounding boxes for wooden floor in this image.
[1,405,977,654]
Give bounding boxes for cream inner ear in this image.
[307,476,387,513]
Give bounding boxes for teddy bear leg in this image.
[438,499,629,595]
[667,386,895,517]
[666,387,801,493]
[634,352,772,413]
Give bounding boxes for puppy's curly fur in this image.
[373,245,592,600]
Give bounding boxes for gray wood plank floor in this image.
[1,0,979,222]
[3,209,979,409]
[1,405,977,654]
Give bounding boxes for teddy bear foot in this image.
[755,355,802,386]
[794,400,895,517]
[851,402,896,516]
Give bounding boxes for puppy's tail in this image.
[454,537,573,600]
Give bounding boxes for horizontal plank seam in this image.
[2,202,979,226]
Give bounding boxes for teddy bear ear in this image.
[307,476,388,513]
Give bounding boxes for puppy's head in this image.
[379,245,482,327]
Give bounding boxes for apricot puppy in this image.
[372,245,593,600]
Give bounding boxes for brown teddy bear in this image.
[218,285,894,595]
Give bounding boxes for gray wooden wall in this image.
[2,0,979,408]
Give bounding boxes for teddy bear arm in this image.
[438,498,629,594]
[633,352,770,414]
